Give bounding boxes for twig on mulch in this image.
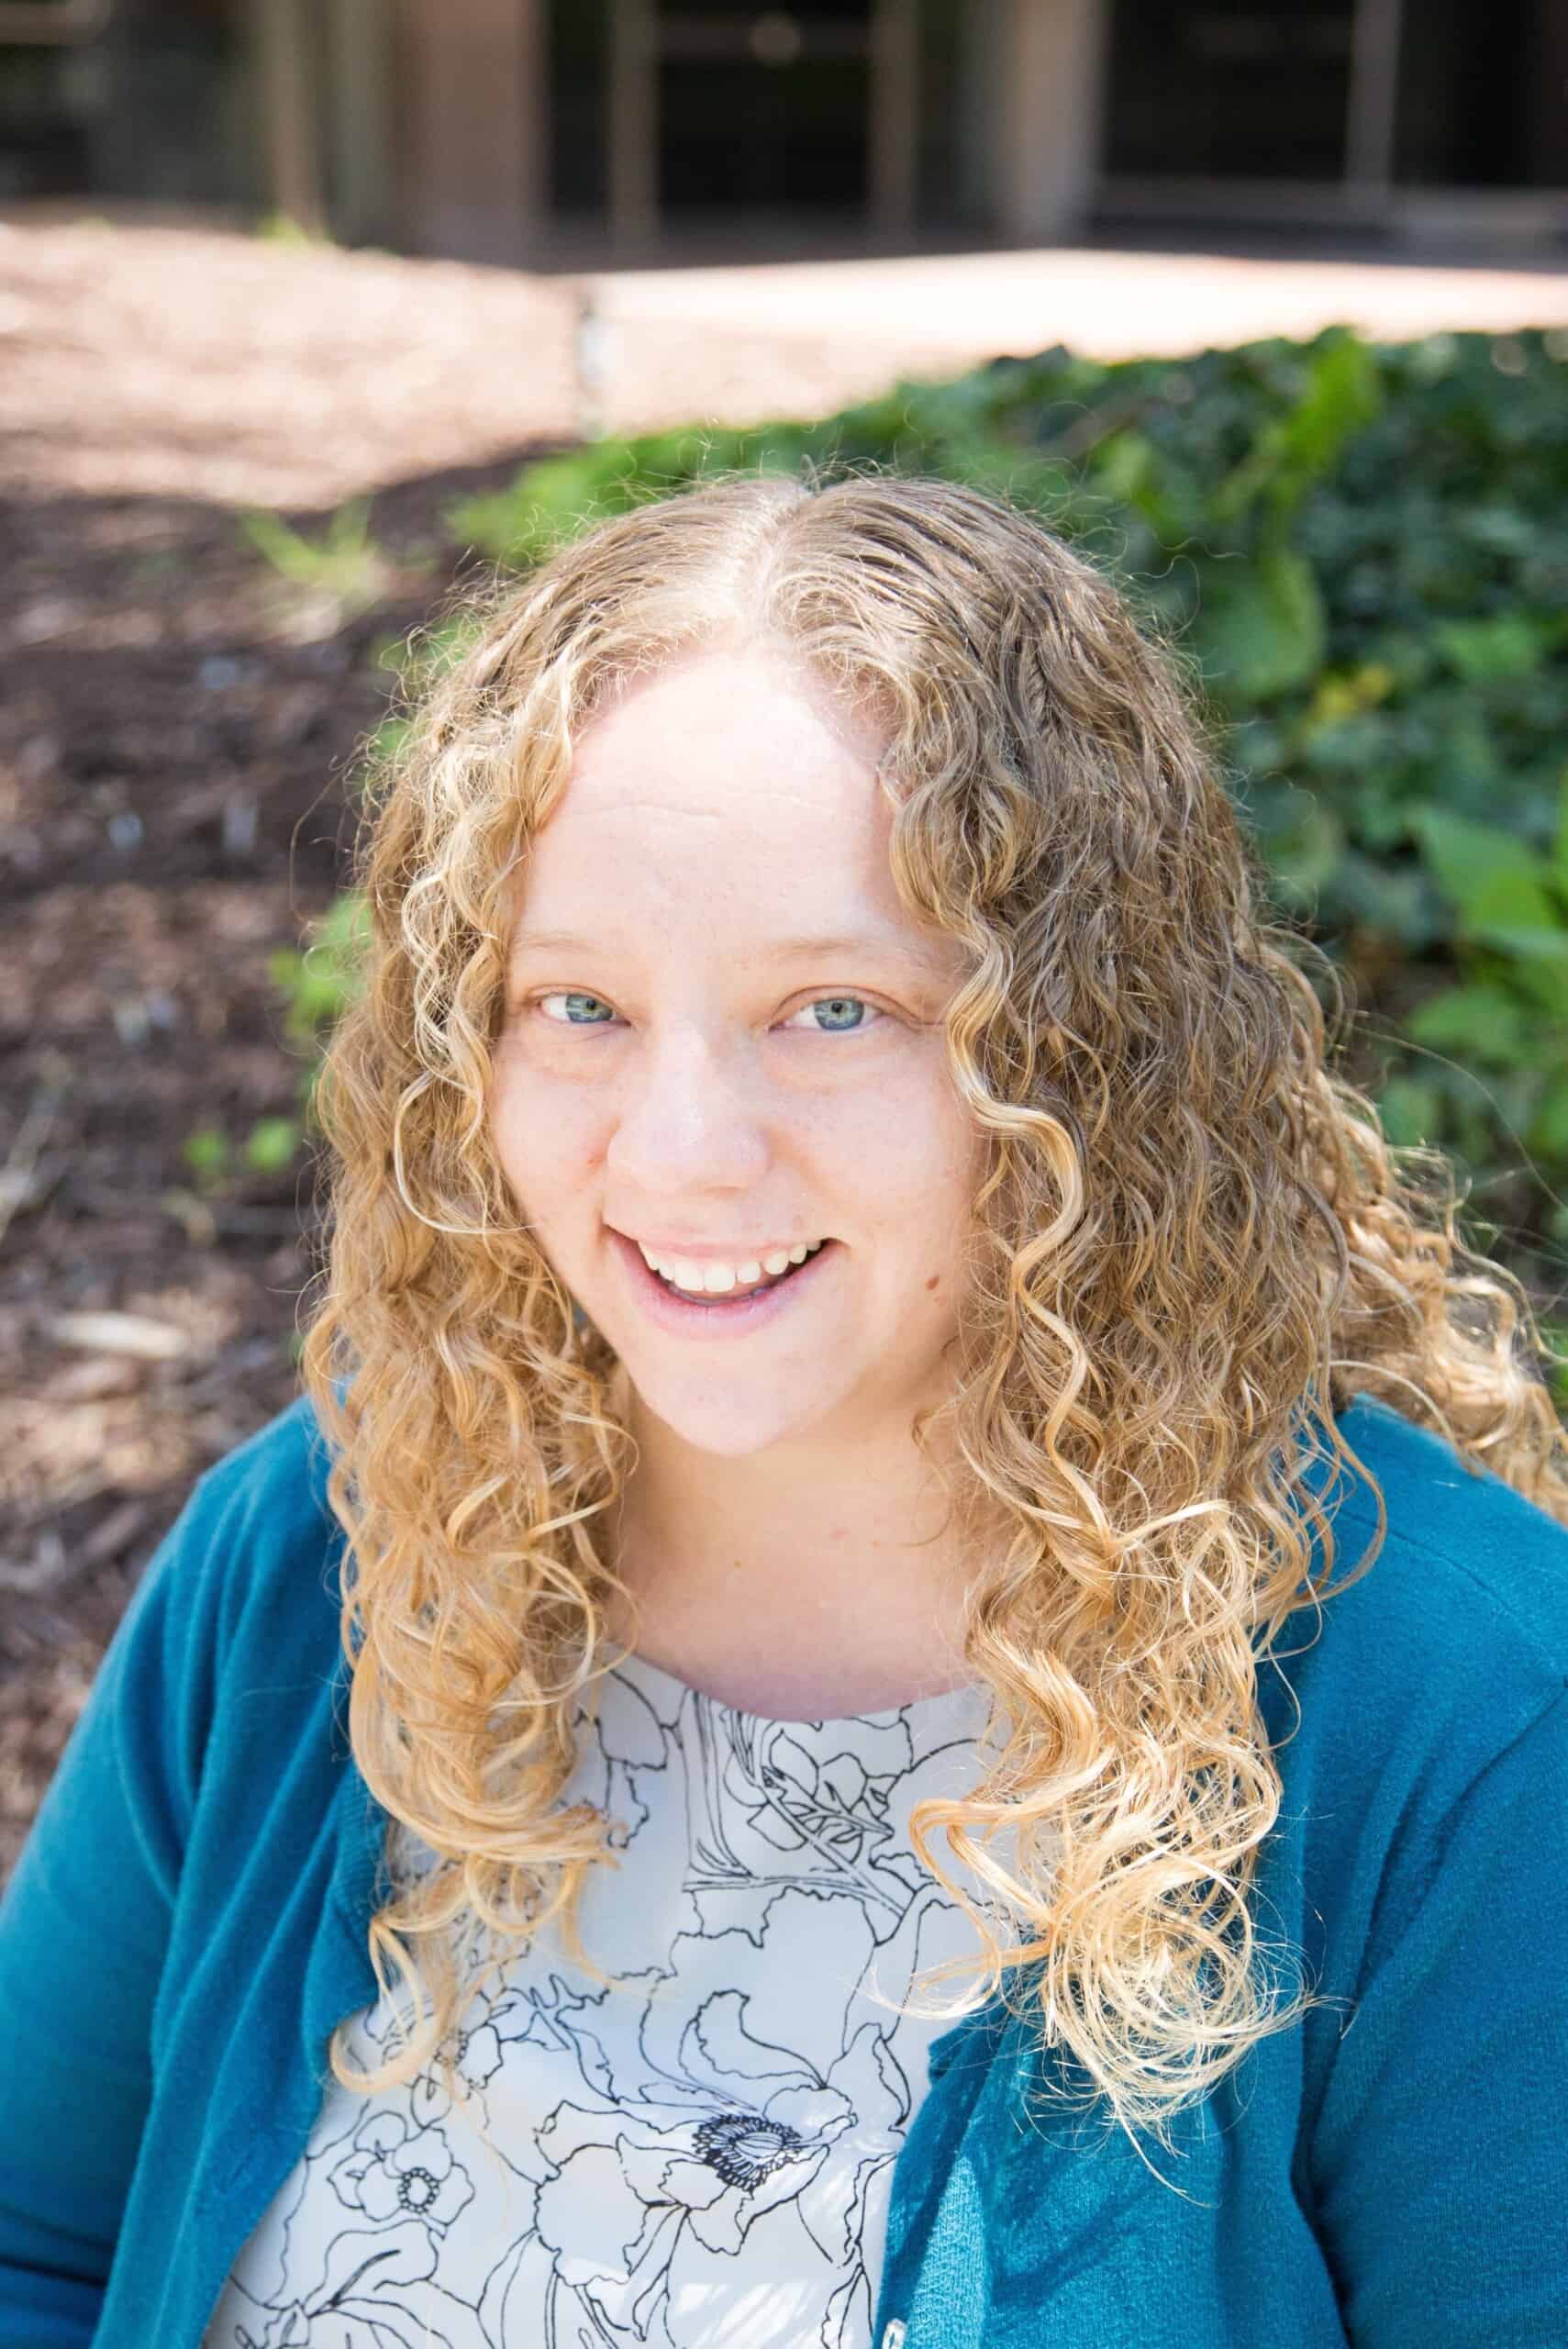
[0,1051,71,1251]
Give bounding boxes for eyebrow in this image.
[508,927,946,973]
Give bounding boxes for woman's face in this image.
[489,642,984,1460]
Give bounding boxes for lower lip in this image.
[610,1229,837,1340]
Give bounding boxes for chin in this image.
[620,1361,848,1457]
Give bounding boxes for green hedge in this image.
[262,323,1568,1378]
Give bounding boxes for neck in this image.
[597,1362,991,1717]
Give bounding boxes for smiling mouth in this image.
[651,1252,816,1303]
[613,1227,839,1321]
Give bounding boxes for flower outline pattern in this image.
[205,1653,995,2349]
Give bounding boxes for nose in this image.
[603,1023,771,1194]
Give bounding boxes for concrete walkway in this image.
[3,205,1564,509]
[591,239,1568,383]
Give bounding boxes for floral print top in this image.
[204,1649,998,2349]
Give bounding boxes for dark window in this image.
[1395,0,1568,188]
[916,0,981,230]
[658,48,871,210]
[548,0,608,214]
[1105,2,1356,180]
[0,0,253,205]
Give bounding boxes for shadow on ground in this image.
[0,443,566,1878]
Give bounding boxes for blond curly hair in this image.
[298,468,1568,2154]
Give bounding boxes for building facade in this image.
[3,1,1565,259]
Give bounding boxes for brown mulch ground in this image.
[0,455,571,1880]
[0,218,607,1882]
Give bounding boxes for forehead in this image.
[562,646,889,822]
[515,648,881,870]
[508,918,955,982]
[506,653,963,980]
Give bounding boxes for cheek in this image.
[487,1051,595,1211]
[849,1090,980,1250]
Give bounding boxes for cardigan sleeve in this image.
[0,1469,226,2348]
[1306,1681,1568,2348]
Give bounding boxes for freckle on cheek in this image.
[925,1275,940,1292]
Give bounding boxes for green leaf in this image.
[1302,661,1396,729]
[1530,1077,1568,1158]
[1273,334,1383,480]
[1551,767,1568,903]
[1211,332,1381,524]
[1191,547,1326,703]
[1464,855,1568,950]
[245,1117,302,1174]
[317,890,373,956]
[1093,429,1154,504]
[1495,948,1568,1024]
[1378,1074,1444,1146]
[237,499,390,614]
[1432,614,1551,683]
[182,1127,231,1186]
[1404,984,1534,1063]
[1412,809,1552,929]
[273,894,372,1041]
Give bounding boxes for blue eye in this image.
[532,991,884,1033]
[537,991,617,1026]
[784,995,883,1034]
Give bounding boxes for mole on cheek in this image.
[925,1274,940,1292]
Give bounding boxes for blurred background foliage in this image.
[237,320,1568,1397]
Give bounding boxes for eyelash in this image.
[527,990,889,1037]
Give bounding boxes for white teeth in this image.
[636,1237,826,1294]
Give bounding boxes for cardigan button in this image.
[881,2324,907,2348]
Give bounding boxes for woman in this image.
[4,471,1566,2349]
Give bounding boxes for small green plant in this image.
[180,897,373,1194]
[268,891,373,1050]
[181,1126,232,1192]
[357,611,492,784]
[180,1109,311,1195]
[244,1116,304,1175]
[239,497,395,628]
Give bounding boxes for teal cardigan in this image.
[2,1390,1566,2348]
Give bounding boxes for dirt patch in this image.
[0,216,612,1879]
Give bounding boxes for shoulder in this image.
[1310,1390,1568,1684]
[50,1395,349,1864]
[140,1391,346,1693]
[182,1390,339,1567]
[187,1388,337,1524]
[1263,1390,1568,1825]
